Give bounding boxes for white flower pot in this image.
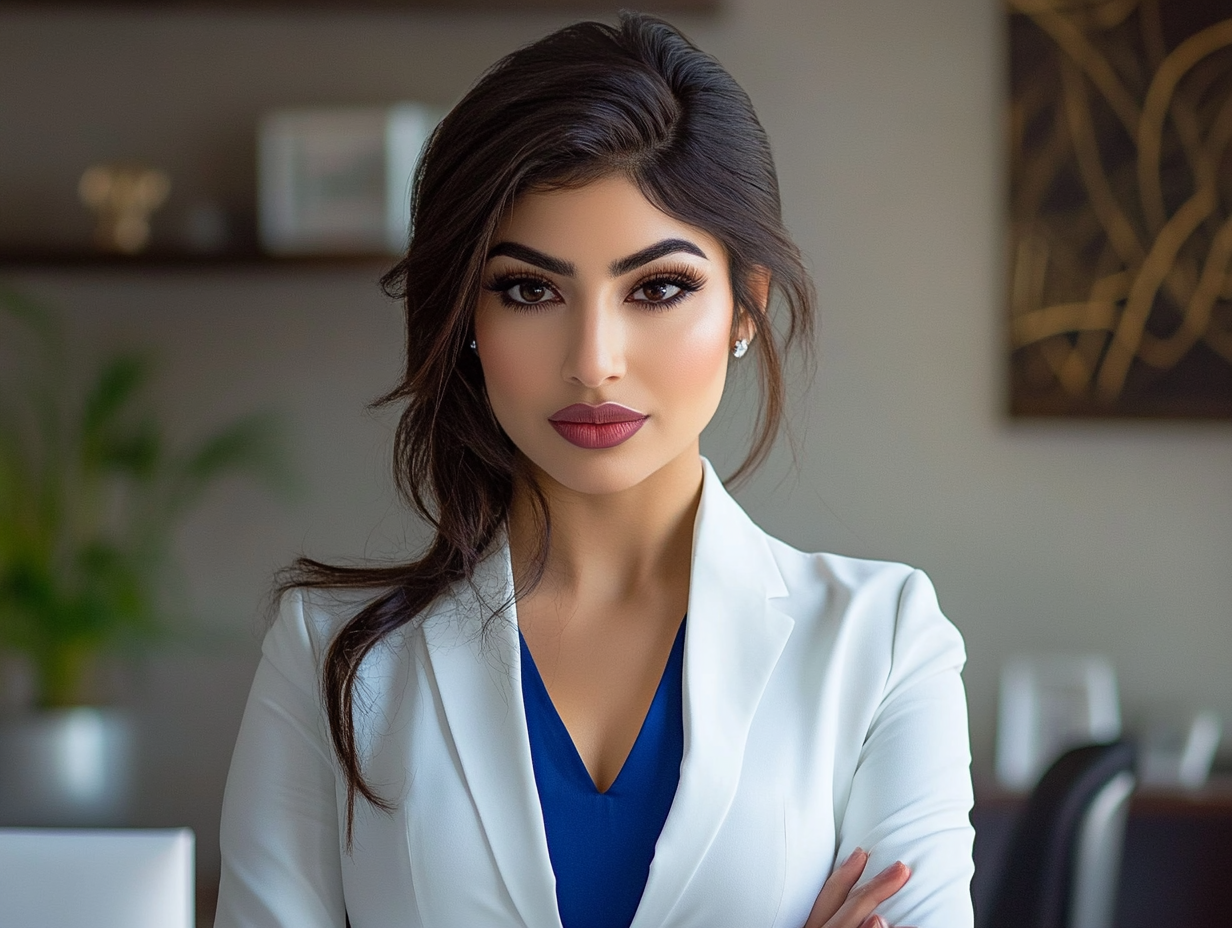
[0,707,137,826]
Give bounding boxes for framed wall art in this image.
[257,103,442,256]
[1007,0,1232,418]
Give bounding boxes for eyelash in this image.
[483,271,560,311]
[482,263,706,312]
[631,263,706,311]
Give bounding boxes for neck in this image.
[507,448,704,609]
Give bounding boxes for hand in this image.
[801,848,911,928]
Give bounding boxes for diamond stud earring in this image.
[470,339,478,352]
[732,339,749,358]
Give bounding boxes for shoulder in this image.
[695,459,964,665]
[767,535,917,600]
[762,534,967,676]
[260,586,401,691]
[763,532,924,616]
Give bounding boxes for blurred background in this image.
[1,0,1229,924]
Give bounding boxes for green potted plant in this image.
[0,282,291,824]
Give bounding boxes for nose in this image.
[562,300,625,388]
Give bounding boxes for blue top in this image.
[519,620,686,928]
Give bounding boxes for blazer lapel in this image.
[418,458,791,928]
[421,543,562,928]
[630,458,794,928]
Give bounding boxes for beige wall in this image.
[3,0,1231,884]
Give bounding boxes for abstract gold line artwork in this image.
[1008,0,1232,417]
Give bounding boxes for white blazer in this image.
[215,458,975,928]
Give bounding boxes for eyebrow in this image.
[485,237,708,278]
[486,242,575,276]
[609,238,708,275]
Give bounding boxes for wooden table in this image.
[973,777,1232,928]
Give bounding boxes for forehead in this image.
[492,175,723,265]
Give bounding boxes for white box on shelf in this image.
[995,653,1121,791]
[258,103,443,255]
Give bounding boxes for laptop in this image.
[0,827,194,928]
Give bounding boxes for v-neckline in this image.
[519,619,685,795]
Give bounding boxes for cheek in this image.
[473,304,554,423]
[637,294,733,401]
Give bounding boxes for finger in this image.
[858,916,886,928]
[827,861,911,928]
[802,848,868,928]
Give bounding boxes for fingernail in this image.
[842,847,865,866]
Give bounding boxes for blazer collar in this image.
[422,457,793,928]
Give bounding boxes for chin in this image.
[517,437,672,498]
[537,454,659,497]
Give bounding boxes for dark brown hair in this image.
[281,11,816,843]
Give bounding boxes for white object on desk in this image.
[1139,709,1222,789]
[996,653,1121,790]
[0,827,194,928]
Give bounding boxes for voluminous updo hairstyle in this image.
[284,11,816,842]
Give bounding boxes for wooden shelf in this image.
[0,249,397,273]
[0,0,719,10]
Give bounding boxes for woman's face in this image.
[473,174,751,497]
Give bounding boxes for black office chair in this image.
[982,741,1136,928]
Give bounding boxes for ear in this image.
[736,266,771,345]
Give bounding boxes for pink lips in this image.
[549,402,649,449]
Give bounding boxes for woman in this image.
[215,13,974,928]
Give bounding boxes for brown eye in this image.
[632,280,682,303]
[513,282,551,304]
[484,272,561,309]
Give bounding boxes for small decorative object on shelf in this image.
[77,163,172,255]
[258,102,443,256]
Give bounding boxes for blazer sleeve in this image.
[836,569,975,928]
[214,590,348,928]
